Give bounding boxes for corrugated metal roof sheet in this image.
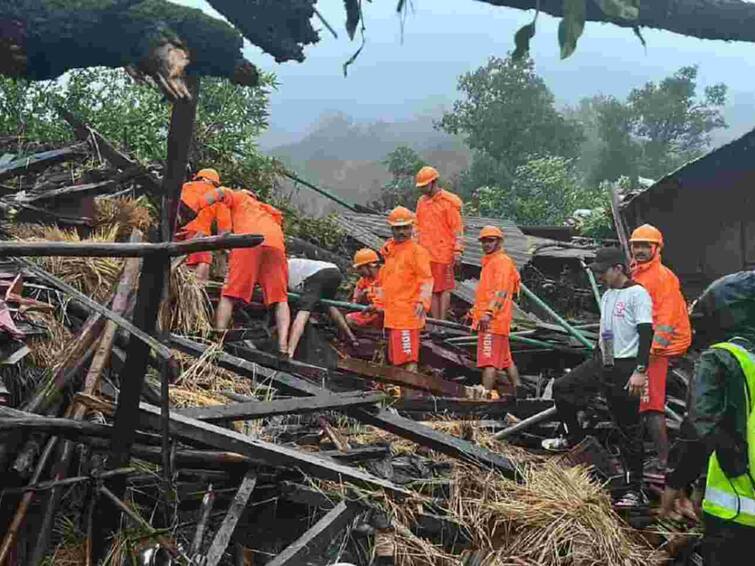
[336,213,532,269]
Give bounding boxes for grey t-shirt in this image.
[599,283,653,360]
[288,258,339,292]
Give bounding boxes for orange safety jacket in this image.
[377,239,433,330]
[180,180,232,236]
[415,189,464,265]
[352,275,382,307]
[197,187,285,251]
[632,253,691,357]
[471,250,520,335]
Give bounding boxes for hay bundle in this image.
[9,225,123,302]
[94,196,154,241]
[378,462,663,566]
[25,310,75,370]
[158,264,214,337]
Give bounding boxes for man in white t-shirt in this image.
[542,247,654,508]
[286,258,358,358]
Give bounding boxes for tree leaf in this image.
[558,0,586,59]
[592,0,639,21]
[344,0,361,40]
[512,22,536,61]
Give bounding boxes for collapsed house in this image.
[0,112,703,565]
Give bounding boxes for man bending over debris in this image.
[286,257,358,358]
[347,248,384,330]
[178,187,291,352]
[414,165,463,321]
[470,226,521,399]
[178,168,231,283]
[543,247,652,508]
[630,224,691,475]
[378,206,433,372]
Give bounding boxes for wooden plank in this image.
[135,401,410,496]
[0,145,85,181]
[16,257,172,359]
[170,337,518,476]
[393,397,516,417]
[337,357,468,397]
[0,234,263,258]
[204,472,257,566]
[177,391,385,423]
[225,342,332,380]
[0,416,161,445]
[266,501,361,566]
[58,108,162,194]
[18,180,116,202]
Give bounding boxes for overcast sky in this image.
[175,0,755,147]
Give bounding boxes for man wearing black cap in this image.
[542,247,654,507]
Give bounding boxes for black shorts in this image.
[298,268,342,311]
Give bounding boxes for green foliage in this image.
[476,155,607,226]
[439,57,584,197]
[0,67,280,194]
[369,145,425,211]
[579,65,727,183]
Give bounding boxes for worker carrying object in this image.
[660,271,755,565]
[470,226,521,399]
[630,223,692,474]
[285,258,358,358]
[178,168,232,283]
[178,187,291,353]
[542,247,653,509]
[414,165,464,321]
[347,248,384,330]
[376,206,433,372]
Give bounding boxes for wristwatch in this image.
[635,365,647,374]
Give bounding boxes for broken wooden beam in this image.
[0,234,263,257]
[17,179,117,202]
[0,416,161,445]
[170,336,518,476]
[203,472,257,566]
[16,257,173,359]
[0,145,86,181]
[190,485,216,558]
[135,401,410,496]
[392,397,516,417]
[337,357,468,397]
[58,107,162,194]
[266,501,361,566]
[177,391,385,423]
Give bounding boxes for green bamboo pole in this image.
[518,283,595,349]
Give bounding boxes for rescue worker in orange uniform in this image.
[630,224,692,473]
[471,226,521,397]
[414,165,464,321]
[377,207,433,372]
[178,168,232,283]
[179,187,291,353]
[347,248,384,330]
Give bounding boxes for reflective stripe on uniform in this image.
[656,324,675,333]
[653,335,671,347]
[704,486,755,517]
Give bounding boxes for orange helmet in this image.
[415,166,439,188]
[629,224,664,248]
[478,225,504,240]
[353,248,379,268]
[387,206,415,227]
[194,168,220,186]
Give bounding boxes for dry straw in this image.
[94,196,154,241]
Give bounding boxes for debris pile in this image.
[0,115,701,565]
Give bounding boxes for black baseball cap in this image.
[588,247,627,273]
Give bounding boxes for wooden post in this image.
[96,77,199,560]
[610,184,632,264]
[203,472,257,566]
